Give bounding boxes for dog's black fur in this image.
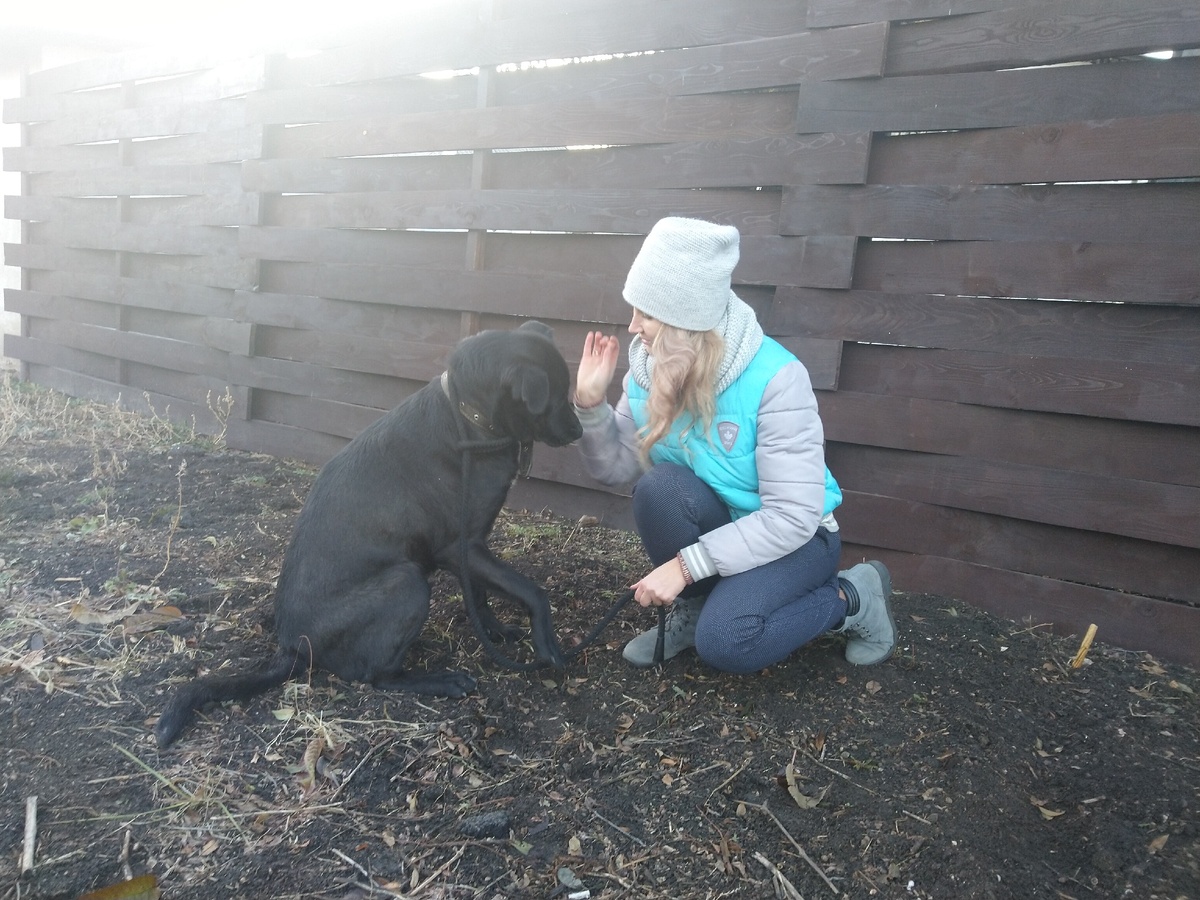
[155,321,582,747]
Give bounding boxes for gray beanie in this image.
[622,217,740,331]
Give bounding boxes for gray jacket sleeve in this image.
[686,360,831,579]
[575,372,645,488]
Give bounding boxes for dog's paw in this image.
[444,671,478,698]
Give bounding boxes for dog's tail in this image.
[154,652,299,747]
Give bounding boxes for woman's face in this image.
[628,308,663,350]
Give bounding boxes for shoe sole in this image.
[848,560,897,666]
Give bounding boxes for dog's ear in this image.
[507,364,550,415]
[519,320,554,341]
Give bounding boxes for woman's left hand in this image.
[630,557,688,607]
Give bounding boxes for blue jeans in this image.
[632,463,844,674]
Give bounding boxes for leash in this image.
[443,371,666,671]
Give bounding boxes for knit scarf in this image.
[627,293,764,396]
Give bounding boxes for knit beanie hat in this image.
[622,217,740,331]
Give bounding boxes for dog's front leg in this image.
[464,541,566,669]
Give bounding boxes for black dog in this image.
[155,321,582,746]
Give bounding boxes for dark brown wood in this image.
[7,2,1200,663]
[490,25,889,105]
[827,442,1200,549]
[807,0,1016,28]
[839,543,1200,669]
[769,288,1200,366]
[781,183,1200,245]
[849,240,1200,307]
[242,155,473,194]
[271,0,811,88]
[836,342,1200,427]
[837,491,1200,605]
[818,390,1200,489]
[867,113,1200,186]
[270,92,798,158]
[886,0,1200,76]
[795,56,1200,132]
[265,187,782,235]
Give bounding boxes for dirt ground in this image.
[1,375,1197,900]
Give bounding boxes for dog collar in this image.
[440,371,534,478]
[441,370,499,436]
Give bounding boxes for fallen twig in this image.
[737,799,839,896]
[21,795,37,875]
[1070,624,1098,669]
[752,851,806,900]
[801,750,879,797]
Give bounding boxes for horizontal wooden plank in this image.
[29,98,247,147]
[27,221,240,258]
[252,389,387,442]
[837,491,1200,604]
[258,261,630,325]
[23,52,265,100]
[4,129,263,171]
[769,288,1200,366]
[781,183,1200,245]
[242,227,854,290]
[242,155,474,194]
[266,187,782,235]
[227,354,423,410]
[848,240,1200,307]
[828,443,1200,549]
[227,417,351,467]
[5,335,118,382]
[245,133,871,194]
[775,337,842,392]
[271,0,810,87]
[488,134,872,189]
[489,25,889,105]
[253,326,453,382]
[247,77,475,125]
[6,241,118,276]
[25,272,241,320]
[270,92,798,157]
[7,291,251,355]
[819,390,1200,488]
[7,194,258,229]
[30,163,242,198]
[505,477,635,532]
[807,0,1016,28]
[25,318,232,379]
[868,112,1200,185]
[840,545,1200,669]
[836,343,1200,427]
[886,0,1200,76]
[795,56,1200,132]
[8,58,266,124]
[239,227,468,268]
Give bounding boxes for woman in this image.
[573,217,895,671]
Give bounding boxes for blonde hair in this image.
[638,324,725,464]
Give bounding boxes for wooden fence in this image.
[5,0,1199,666]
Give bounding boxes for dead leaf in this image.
[70,601,138,626]
[866,681,882,694]
[1030,796,1064,820]
[122,605,183,636]
[782,763,827,809]
[78,874,160,900]
[1148,834,1169,854]
[568,835,582,856]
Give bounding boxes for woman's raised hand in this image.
[575,331,620,407]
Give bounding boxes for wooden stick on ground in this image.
[738,799,839,896]
[1071,623,1098,669]
[21,795,38,875]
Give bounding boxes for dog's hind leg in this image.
[352,563,477,698]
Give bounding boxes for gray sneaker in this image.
[622,595,706,667]
[836,561,896,665]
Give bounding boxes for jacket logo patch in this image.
[717,421,739,451]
